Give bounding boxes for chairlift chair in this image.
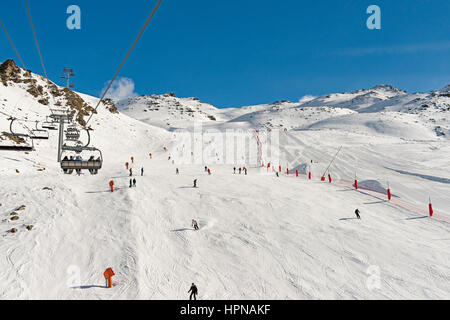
[65,125,80,141]
[30,121,49,140]
[0,117,34,151]
[60,127,103,175]
[42,117,58,130]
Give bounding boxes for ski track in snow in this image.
[1,74,450,299]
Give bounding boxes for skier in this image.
[239,167,242,174]
[129,179,132,188]
[207,168,211,175]
[355,209,361,220]
[188,283,198,300]
[192,219,199,230]
[131,156,134,164]
[176,168,179,175]
[149,153,152,159]
[204,166,208,172]
[133,178,137,187]
[276,172,279,177]
[141,167,144,176]
[233,167,236,174]
[193,179,197,188]
[129,168,133,177]
[244,167,247,175]
[125,162,129,170]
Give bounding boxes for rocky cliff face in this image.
[0,59,118,126]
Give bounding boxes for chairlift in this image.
[65,125,80,141]
[30,121,49,140]
[60,127,103,175]
[0,117,34,151]
[42,117,58,130]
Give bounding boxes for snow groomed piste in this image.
[1,0,449,300]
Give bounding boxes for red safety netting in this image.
[281,170,450,223]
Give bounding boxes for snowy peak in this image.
[370,84,406,94]
[116,93,221,130]
[299,84,407,111]
[440,84,450,92]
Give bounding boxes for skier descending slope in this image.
[141,167,144,176]
[192,219,199,230]
[355,209,361,220]
[133,179,137,187]
[188,283,198,300]
[193,179,197,188]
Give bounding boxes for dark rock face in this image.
[1,59,120,126]
[0,59,23,86]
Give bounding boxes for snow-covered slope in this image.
[1,60,449,300]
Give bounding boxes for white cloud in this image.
[103,77,138,102]
[299,95,316,104]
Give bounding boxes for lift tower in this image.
[49,110,74,162]
[61,68,75,89]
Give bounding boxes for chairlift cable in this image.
[85,0,162,127]
[24,0,47,79]
[0,19,26,69]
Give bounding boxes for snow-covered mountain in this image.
[1,59,449,300]
[116,83,449,138]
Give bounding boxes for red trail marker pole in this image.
[429,197,433,217]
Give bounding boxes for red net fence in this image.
[262,163,450,223]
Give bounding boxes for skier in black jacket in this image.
[188,283,198,300]
[355,208,361,219]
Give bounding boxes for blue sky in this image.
[1,0,449,108]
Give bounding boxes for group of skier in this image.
[233,167,248,175]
